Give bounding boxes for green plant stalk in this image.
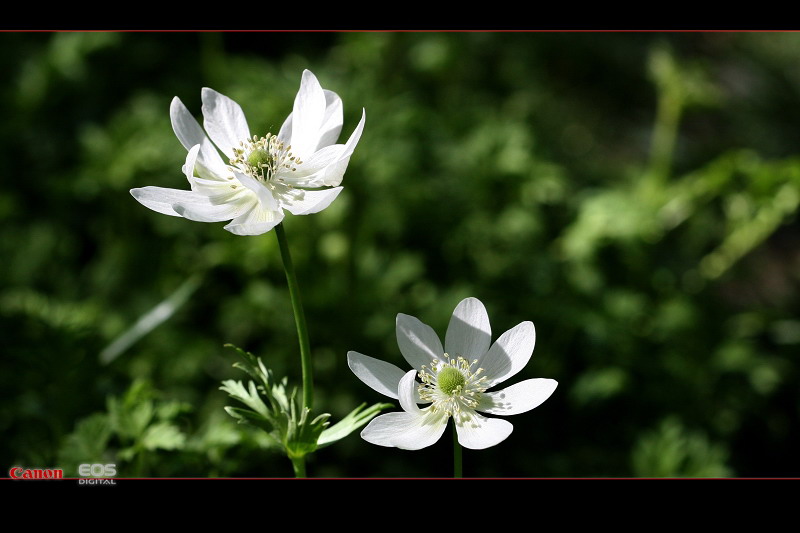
[453,423,462,478]
[648,92,683,185]
[136,446,146,477]
[274,222,314,412]
[290,455,306,478]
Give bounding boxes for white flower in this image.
[130,70,365,235]
[348,297,557,450]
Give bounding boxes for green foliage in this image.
[3,33,800,476]
[56,380,190,476]
[317,402,394,449]
[57,413,113,475]
[632,418,732,477]
[221,344,390,461]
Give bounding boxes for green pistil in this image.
[247,148,272,169]
[438,367,466,395]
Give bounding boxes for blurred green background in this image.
[2,32,799,477]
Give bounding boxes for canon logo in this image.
[9,467,64,480]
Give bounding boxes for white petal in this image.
[223,205,285,236]
[347,351,406,400]
[445,297,492,361]
[279,109,365,188]
[476,379,557,416]
[397,369,421,413]
[201,88,251,159]
[314,157,351,188]
[277,111,293,145]
[290,70,327,158]
[315,89,343,150]
[170,97,228,179]
[233,171,279,212]
[338,108,365,161]
[281,187,342,215]
[174,197,254,222]
[181,144,201,182]
[396,313,444,370]
[130,186,211,217]
[294,144,344,176]
[314,108,365,187]
[189,176,255,205]
[360,411,448,450]
[280,144,345,183]
[455,411,513,450]
[279,89,343,151]
[478,321,536,387]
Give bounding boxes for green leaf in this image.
[226,344,269,386]
[155,400,192,421]
[220,379,272,420]
[141,421,186,451]
[285,405,330,458]
[107,380,155,441]
[118,446,137,462]
[221,346,370,459]
[224,406,279,435]
[57,413,113,475]
[270,376,292,413]
[317,402,394,448]
[632,417,732,477]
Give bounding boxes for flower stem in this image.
[274,222,314,411]
[453,423,462,478]
[290,456,306,478]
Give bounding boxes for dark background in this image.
[1,32,799,477]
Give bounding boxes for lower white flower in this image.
[348,297,557,450]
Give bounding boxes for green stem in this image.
[274,222,314,411]
[290,456,306,478]
[136,448,145,477]
[648,92,682,186]
[453,423,462,478]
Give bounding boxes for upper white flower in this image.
[348,297,557,450]
[130,69,365,235]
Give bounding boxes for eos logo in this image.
[78,464,117,484]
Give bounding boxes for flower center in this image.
[418,354,489,422]
[229,133,303,183]
[246,148,271,169]
[437,367,466,395]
